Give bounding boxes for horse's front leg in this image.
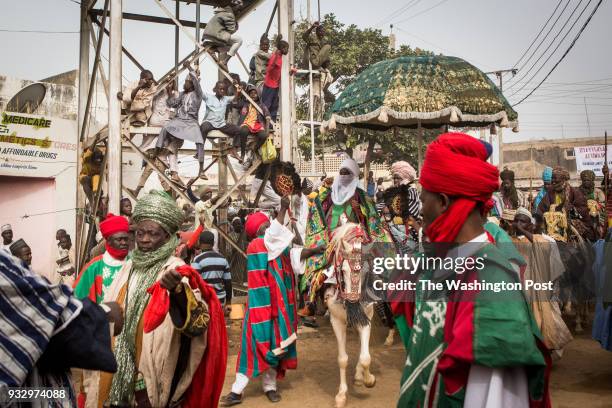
[355,303,376,388]
[327,290,349,408]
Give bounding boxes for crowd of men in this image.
[5,130,612,407]
[3,4,612,407]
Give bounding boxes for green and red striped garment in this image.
[397,243,550,408]
[236,236,298,379]
[73,252,125,303]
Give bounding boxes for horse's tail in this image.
[346,301,370,328]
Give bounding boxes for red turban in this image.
[245,212,269,239]
[420,133,499,243]
[99,213,129,239]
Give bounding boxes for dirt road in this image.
[221,318,612,407]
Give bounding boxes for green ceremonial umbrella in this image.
[322,55,518,132]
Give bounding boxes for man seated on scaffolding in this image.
[155,61,204,183]
[236,84,272,162]
[122,73,178,197]
[118,69,156,126]
[199,77,243,166]
[302,21,333,118]
[201,0,244,71]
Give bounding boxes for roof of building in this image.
[504,136,606,151]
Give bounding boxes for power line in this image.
[394,0,452,24]
[0,29,79,34]
[520,100,612,107]
[374,0,423,27]
[507,0,588,92]
[511,84,612,99]
[512,0,566,68]
[394,27,493,69]
[520,111,612,115]
[504,76,612,87]
[512,0,604,106]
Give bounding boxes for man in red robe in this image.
[393,133,551,407]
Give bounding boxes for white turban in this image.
[1,224,11,233]
[515,207,534,224]
[390,161,417,185]
[331,158,360,205]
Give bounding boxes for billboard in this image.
[574,145,612,177]
[0,111,77,177]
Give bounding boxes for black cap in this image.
[199,231,215,246]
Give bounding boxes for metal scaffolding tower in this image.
[75,0,295,268]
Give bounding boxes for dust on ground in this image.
[221,317,612,408]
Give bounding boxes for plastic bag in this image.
[260,136,277,164]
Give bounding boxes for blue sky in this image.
[1,0,611,143]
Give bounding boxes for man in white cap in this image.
[1,224,14,253]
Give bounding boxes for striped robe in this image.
[236,233,299,379]
[0,252,115,408]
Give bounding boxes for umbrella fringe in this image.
[378,108,389,123]
[328,106,517,129]
[328,115,337,130]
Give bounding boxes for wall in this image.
[0,76,79,278]
[0,177,56,280]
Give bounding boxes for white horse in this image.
[323,223,376,408]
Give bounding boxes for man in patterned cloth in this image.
[492,167,526,218]
[221,197,324,406]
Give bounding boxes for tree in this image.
[294,14,439,172]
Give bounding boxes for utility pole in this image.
[279,0,293,161]
[108,0,122,215]
[485,68,517,168]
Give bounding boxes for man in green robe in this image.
[393,133,550,408]
[73,213,130,303]
[301,157,392,314]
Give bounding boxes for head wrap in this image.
[552,166,570,181]
[1,224,11,233]
[501,209,517,222]
[331,158,360,205]
[500,167,515,182]
[245,212,269,239]
[390,161,417,185]
[100,213,129,239]
[516,207,535,224]
[419,133,499,243]
[132,190,184,234]
[542,166,553,183]
[580,170,596,182]
[197,186,213,198]
[9,239,29,255]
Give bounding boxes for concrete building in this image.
[0,74,91,281]
[502,136,609,189]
